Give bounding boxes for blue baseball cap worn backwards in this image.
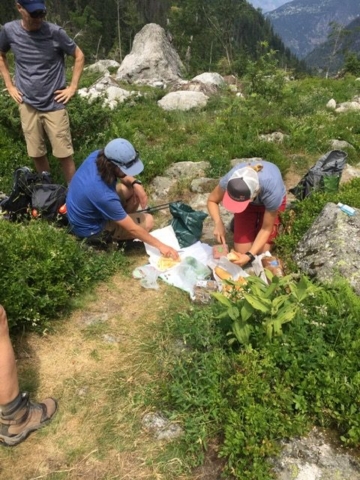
[18,0,46,13]
[104,138,144,176]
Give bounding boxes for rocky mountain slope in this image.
[304,16,360,75]
[266,0,360,59]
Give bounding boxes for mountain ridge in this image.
[266,0,360,59]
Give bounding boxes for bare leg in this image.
[32,155,50,174]
[58,156,76,184]
[0,306,19,405]
[116,183,140,213]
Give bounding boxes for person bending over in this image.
[66,138,179,260]
[207,160,286,267]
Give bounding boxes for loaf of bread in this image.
[214,266,233,280]
[227,249,241,262]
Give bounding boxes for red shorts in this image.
[233,196,287,244]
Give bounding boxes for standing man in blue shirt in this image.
[0,0,85,184]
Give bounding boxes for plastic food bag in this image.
[132,265,160,290]
[160,257,211,298]
[170,202,208,248]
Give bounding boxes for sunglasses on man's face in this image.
[113,150,140,169]
[29,9,46,18]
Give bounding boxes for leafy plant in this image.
[213,273,318,345]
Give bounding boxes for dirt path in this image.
[0,249,199,480]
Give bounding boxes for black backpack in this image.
[31,183,67,222]
[0,167,67,223]
[289,150,347,201]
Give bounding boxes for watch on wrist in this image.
[245,251,256,263]
[131,179,142,187]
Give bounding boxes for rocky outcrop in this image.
[77,74,138,109]
[294,202,360,294]
[116,23,185,86]
[157,91,209,111]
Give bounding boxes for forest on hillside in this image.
[0,0,306,75]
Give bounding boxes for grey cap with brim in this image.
[104,138,144,176]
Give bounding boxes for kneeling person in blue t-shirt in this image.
[67,138,179,260]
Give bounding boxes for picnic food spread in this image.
[157,256,181,271]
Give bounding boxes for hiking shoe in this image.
[0,393,57,447]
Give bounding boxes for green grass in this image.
[1,70,360,479]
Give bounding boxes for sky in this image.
[247,0,292,13]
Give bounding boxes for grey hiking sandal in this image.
[0,392,57,447]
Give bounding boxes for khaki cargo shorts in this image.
[105,212,147,241]
[19,103,74,158]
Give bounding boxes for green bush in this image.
[0,220,125,332]
[148,277,360,479]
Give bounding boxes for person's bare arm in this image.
[250,209,277,254]
[207,185,227,244]
[0,52,22,103]
[54,46,85,104]
[116,216,179,259]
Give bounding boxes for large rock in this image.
[191,72,225,87]
[116,23,185,85]
[158,91,209,111]
[294,203,360,295]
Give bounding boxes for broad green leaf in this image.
[244,293,271,312]
[263,279,280,298]
[212,292,232,307]
[265,322,273,340]
[272,295,289,310]
[228,306,240,321]
[241,303,253,322]
[276,306,297,324]
[233,320,252,345]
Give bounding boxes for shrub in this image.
[0,220,125,332]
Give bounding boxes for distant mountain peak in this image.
[266,0,360,58]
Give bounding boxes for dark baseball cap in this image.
[222,166,260,213]
[18,0,46,13]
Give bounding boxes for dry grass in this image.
[0,251,194,480]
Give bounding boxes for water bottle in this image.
[337,203,355,216]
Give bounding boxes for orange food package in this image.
[212,244,229,259]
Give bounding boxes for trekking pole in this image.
[136,202,176,214]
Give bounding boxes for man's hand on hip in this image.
[54,86,77,104]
